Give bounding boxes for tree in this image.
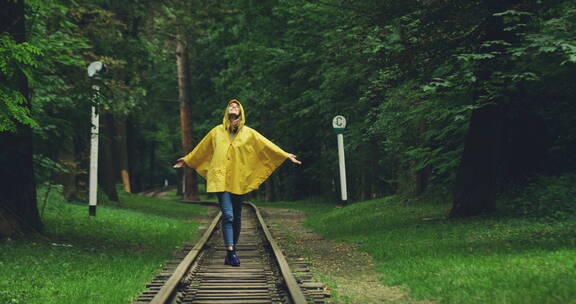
[450,0,530,217]
[176,31,199,201]
[0,0,42,237]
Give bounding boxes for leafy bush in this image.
[502,174,576,219]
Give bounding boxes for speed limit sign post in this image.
[332,115,348,204]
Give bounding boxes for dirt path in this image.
[260,207,427,304]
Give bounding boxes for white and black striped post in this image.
[87,61,107,216]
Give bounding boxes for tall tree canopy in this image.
[1,0,576,236]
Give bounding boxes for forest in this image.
[0,0,576,304]
[1,0,576,302]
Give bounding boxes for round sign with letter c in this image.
[332,115,347,129]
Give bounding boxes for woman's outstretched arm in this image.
[172,128,216,177]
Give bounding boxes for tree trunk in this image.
[264,179,274,202]
[98,112,119,202]
[149,141,156,188]
[415,166,431,196]
[0,128,42,237]
[450,104,504,217]
[0,0,43,237]
[176,33,199,201]
[370,141,381,199]
[115,115,132,193]
[127,116,139,192]
[414,119,430,196]
[360,152,369,201]
[55,135,81,201]
[173,140,183,196]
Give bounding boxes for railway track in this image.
[133,202,328,304]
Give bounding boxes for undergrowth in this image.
[500,174,576,219]
[0,185,210,304]
[303,195,576,303]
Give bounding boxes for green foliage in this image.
[3,0,576,207]
[502,174,576,219]
[521,4,576,64]
[16,0,187,188]
[0,35,41,131]
[0,0,91,135]
[33,155,69,182]
[170,0,576,201]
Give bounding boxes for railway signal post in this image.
[87,61,107,216]
[332,115,348,205]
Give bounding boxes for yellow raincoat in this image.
[183,99,289,195]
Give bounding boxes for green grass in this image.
[0,186,210,304]
[253,197,338,216]
[275,196,576,303]
[162,185,217,202]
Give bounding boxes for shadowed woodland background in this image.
[1,0,576,237]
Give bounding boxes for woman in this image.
[173,99,301,266]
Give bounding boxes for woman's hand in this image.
[173,158,186,168]
[288,154,302,165]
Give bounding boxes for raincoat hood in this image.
[223,99,245,132]
[182,99,289,195]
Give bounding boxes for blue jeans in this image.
[217,192,243,247]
